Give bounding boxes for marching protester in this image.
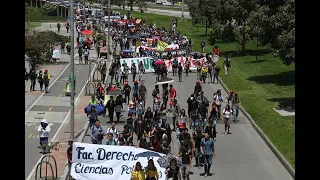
[90,120,104,144]
[200,133,216,177]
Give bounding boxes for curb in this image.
[218,78,295,179]
[60,59,113,180]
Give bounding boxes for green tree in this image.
[137,0,147,13]
[25,30,68,70]
[25,30,53,70]
[128,0,135,12]
[42,2,58,16]
[246,0,295,65]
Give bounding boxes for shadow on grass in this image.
[220,49,272,57]
[247,71,295,86]
[243,60,268,64]
[268,97,295,111]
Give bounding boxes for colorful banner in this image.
[121,57,207,73]
[157,41,169,51]
[71,142,166,180]
[137,44,179,52]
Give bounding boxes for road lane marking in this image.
[25,54,77,115]
[49,107,52,111]
[54,100,58,104]
[59,94,62,97]
[77,70,79,73]
[35,126,38,130]
[28,134,33,138]
[63,89,66,92]
[26,62,97,180]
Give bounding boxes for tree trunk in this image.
[256,37,258,62]
[240,31,246,54]
[205,19,208,36]
[36,0,37,7]
[30,0,32,7]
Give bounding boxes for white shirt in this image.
[223,109,232,119]
[107,127,118,138]
[214,95,223,106]
[37,125,51,138]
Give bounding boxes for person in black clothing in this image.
[193,125,204,167]
[204,120,217,140]
[29,69,37,92]
[122,81,131,105]
[178,133,193,180]
[213,63,220,84]
[165,159,182,180]
[115,96,122,123]
[177,62,183,82]
[66,140,73,179]
[123,124,133,144]
[187,94,196,118]
[37,70,44,92]
[194,81,202,97]
[105,96,116,123]
[134,117,146,141]
[152,85,160,98]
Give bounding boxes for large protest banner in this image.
[121,57,207,73]
[71,142,166,180]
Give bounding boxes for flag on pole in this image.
[157,41,169,51]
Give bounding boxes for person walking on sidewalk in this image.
[78,47,83,65]
[37,119,51,154]
[201,40,205,53]
[57,23,61,34]
[213,63,220,84]
[42,69,51,93]
[90,120,105,144]
[200,133,216,177]
[66,22,70,33]
[101,62,107,84]
[37,70,44,92]
[84,46,90,65]
[223,56,231,76]
[29,69,37,92]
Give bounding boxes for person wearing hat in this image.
[42,69,51,93]
[37,119,51,154]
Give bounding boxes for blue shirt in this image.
[90,125,105,139]
[201,137,215,155]
[173,59,178,65]
[132,84,140,94]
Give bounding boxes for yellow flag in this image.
[157,41,168,51]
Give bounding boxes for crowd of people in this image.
[63,10,241,180]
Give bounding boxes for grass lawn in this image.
[123,11,295,168]
[25,22,41,30]
[146,5,189,12]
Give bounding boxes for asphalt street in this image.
[25,63,90,179]
[84,72,292,180]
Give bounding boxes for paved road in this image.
[25,21,98,177]
[84,71,292,180]
[113,5,191,19]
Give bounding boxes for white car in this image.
[162,2,172,6]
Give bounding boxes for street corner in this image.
[25,91,42,95]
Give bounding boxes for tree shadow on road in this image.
[247,71,295,86]
[220,49,272,57]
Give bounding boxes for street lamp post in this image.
[69,0,75,141]
[107,0,111,62]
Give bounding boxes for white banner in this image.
[120,57,209,73]
[71,142,166,180]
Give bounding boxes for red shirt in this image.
[213,48,219,56]
[169,88,176,98]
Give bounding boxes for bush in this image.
[42,2,58,16]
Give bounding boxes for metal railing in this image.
[35,154,57,180]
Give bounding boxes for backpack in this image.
[43,74,49,81]
[152,89,157,97]
[38,73,43,81]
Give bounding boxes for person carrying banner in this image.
[131,162,146,180]
[145,159,159,180]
